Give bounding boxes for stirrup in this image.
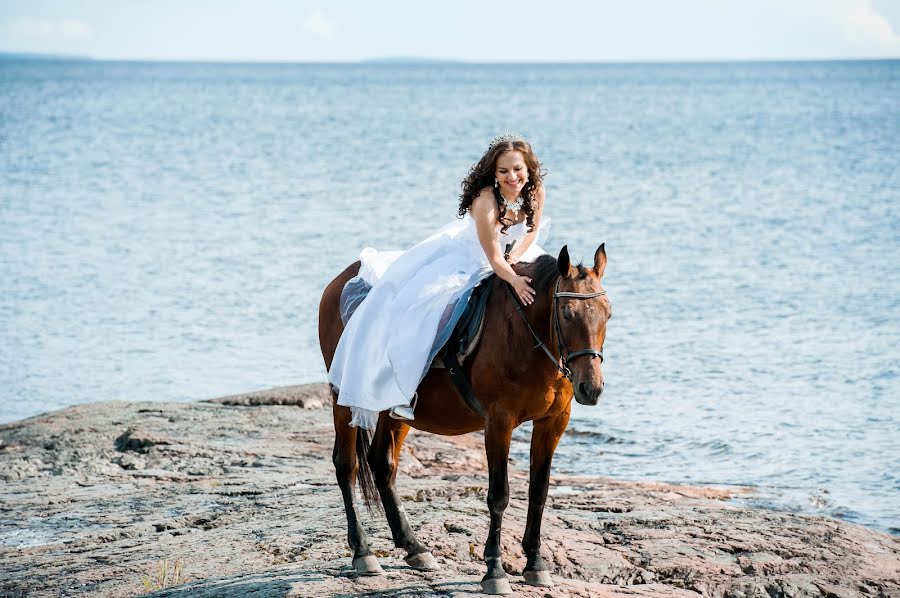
[389,394,417,421]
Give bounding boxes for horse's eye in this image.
[561,308,574,321]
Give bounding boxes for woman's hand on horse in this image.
[513,275,535,305]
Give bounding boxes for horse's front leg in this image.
[522,408,571,588]
[370,417,440,570]
[481,414,515,595]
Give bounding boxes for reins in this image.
[505,278,605,381]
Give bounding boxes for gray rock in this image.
[0,384,897,597]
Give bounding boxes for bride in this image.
[327,133,551,429]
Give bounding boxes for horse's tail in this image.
[355,427,383,516]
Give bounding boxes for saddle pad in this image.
[338,274,495,368]
[430,276,494,368]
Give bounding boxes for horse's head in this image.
[555,244,611,406]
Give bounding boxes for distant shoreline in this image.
[0,51,92,61]
[2,51,897,66]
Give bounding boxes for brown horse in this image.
[318,244,610,595]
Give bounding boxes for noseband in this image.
[507,278,606,381]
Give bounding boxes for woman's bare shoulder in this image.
[471,187,497,215]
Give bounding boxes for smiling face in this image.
[495,150,529,198]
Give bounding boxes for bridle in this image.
[506,278,606,381]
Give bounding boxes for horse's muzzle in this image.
[574,380,604,406]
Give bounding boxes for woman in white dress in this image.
[327,133,550,429]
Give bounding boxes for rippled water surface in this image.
[1,59,898,533]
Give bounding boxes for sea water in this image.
[1,59,897,533]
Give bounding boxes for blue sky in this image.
[1,0,899,62]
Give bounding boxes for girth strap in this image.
[441,334,486,418]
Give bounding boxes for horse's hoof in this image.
[481,577,513,595]
[352,555,385,576]
[405,551,440,571]
[523,569,554,587]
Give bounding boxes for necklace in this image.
[500,191,524,216]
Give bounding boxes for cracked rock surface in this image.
[1,384,897,597]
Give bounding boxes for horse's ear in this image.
[557,245,573,278]
[593,243,607,278]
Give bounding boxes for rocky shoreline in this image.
[1,384,897,597]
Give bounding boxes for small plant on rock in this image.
[141,559,185,593]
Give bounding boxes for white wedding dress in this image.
[328,213,550,429]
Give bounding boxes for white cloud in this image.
[790,0,900,52]
[58,20,92,40]
[16,18,92,40]
[827,0,899,48]
[303,8,336,40]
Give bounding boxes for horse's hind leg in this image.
[369,417,440,571]
[332,401,383,575]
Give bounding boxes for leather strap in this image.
[442,335,486,418]
[505,283,571,378]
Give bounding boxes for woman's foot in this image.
[388,394,417,421]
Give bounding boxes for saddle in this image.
[339,274,494,418]
[430,277,494,418]
[430,276,494,370]
[339,274,495,368]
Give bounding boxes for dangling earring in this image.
[494,178,499,188]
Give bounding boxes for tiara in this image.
[488,132,526,150]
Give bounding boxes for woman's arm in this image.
[506,185,545,264]
[471,189,536,305]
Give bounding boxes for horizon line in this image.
[1,51,898,65]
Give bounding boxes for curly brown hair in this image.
[457,139,546,235]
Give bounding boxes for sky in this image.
[1,0,899,62]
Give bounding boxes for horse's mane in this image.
[518,255,559,293]
[516,254,590,293]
